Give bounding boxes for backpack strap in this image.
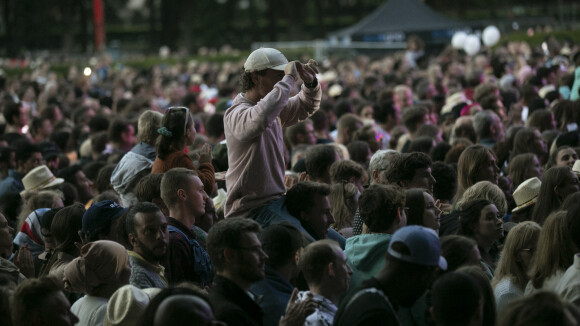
[167,225,212,285]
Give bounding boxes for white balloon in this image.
[159,46,170,59]
[451,32,467,49]
[482,25,501,46]
[463,35,481,56]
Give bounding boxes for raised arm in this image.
[225,74,296,142]
[279,60,321,126]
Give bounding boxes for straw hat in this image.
[328,84,343,97]
[104,285,161,326]
[20,165,64,195]
[538,85,556,99]
[512,177,541,213]
[440,91,466,114]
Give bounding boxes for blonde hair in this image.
[457,181,508,217]
[333,143,350,161]
[492,221,541,290]
[528,211,576,289]
[138,110,163,144]
[18,189,64,230]
[329,182,359,230]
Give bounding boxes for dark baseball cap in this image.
[82,200,127,235]
[38,141,59,160]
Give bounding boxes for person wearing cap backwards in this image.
[334,225,447,326]
[82,200,128,243]
[224,48,321,220]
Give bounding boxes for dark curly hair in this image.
[359,184,405,232]
[384,152,432,187]
[240,68,267,93]
[432,161,457,202]
[286,181,331,219]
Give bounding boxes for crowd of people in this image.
[1,33,580,325]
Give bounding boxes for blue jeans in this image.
[248,195,346,249]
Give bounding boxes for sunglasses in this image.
[167,106,190,135]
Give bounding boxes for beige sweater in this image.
[224,75,321,217]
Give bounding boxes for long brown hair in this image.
[528,211,576,289]
[531,166,573,225]
[508,153,538,189]
[456,144,497,202]
[329,181,359,230]
[492,221,541,290]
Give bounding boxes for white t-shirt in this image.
[71,295,108,326]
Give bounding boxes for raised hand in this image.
[284,59,319,85]
[284,61,299,79]
[284,175,297,190]
[279,288,318,326]
[197,143,213,164]
[13,244,35,278]
[296,59,319,85]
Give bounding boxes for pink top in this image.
[224,75,321,217]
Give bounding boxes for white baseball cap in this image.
[244,48,288,72]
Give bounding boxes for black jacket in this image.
[209,275,264,326]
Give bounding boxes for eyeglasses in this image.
[167,106,190,135]
[233,245,265,254]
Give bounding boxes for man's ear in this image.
[177,189,187,201]
[490,124,497,137]
[251,72,260,85]
[342,128,351,143]
[429,306,436,323]
[224,247,236,264]
[394,207,402,226]
[372,170,379,182]
[293,250,301,266]
[327,262,336,277]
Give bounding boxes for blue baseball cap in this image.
[388,225,447,270]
